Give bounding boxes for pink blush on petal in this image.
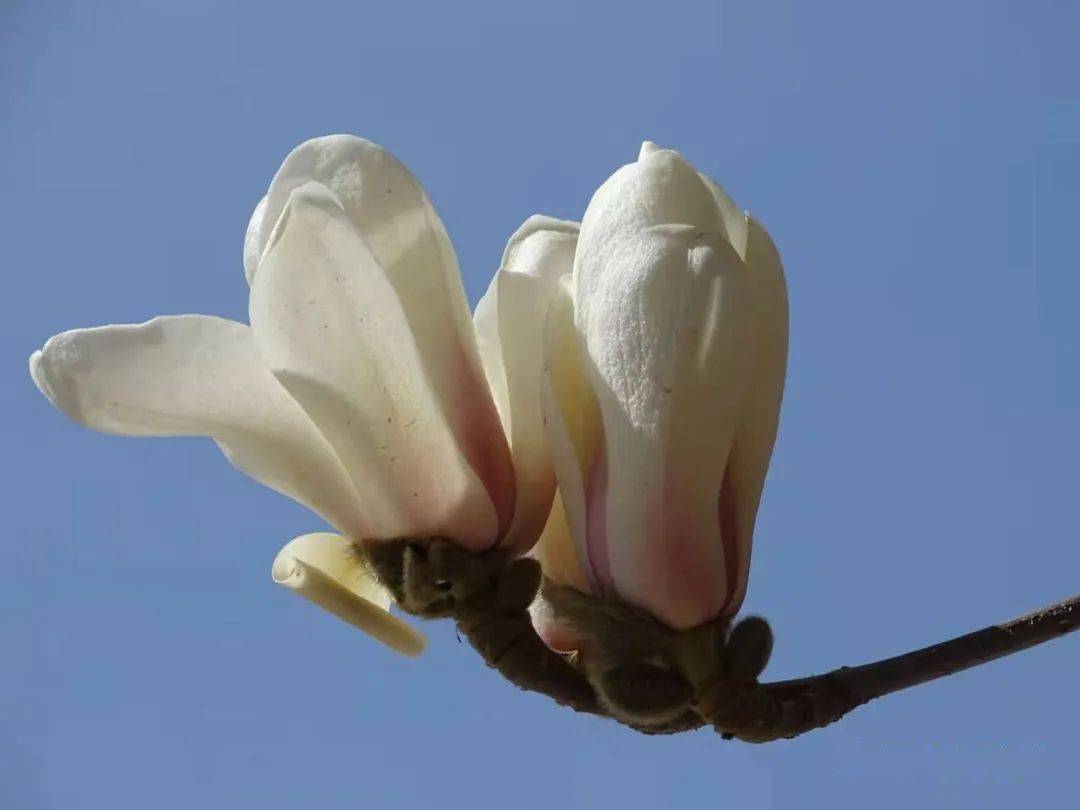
[530,596,585,653]
[447,346,517,546]
[653,504,726,629]
[716,468,743,616]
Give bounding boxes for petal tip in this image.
[501,215,581,272]
[28,347,45,392]
[288,180,344,213]
[29,336,75,418]
[243,195,269,285]
[638,141,661,160]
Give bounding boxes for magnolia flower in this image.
[533,142,788,666]
[30,135,573,656]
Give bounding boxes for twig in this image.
[454,586,604,717]
[450,556,1077,742]
[696,594,1079,742]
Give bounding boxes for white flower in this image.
[534,142,789,646]
[30,135,573,656]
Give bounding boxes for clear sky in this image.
[3,1,1077,807]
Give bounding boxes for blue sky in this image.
[3,1,1077,807]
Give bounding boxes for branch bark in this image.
[452,560,1077,742]
[696,593,1079,742]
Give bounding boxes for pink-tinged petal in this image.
[529,591,585,654]
[475,216,579,553]
[250,182,502,548]
[29,315,368,538]
[254,136,515,532]
[573,142,771,628]
[536,144,788,630]
[584,230,755,628]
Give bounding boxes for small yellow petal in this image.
[272,532,426,657]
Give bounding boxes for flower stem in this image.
[697,593,1079,742]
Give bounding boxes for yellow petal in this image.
[272,533,426,657]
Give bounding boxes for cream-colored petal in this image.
[475,216,579,553]
[719,216,788,611]
[539,277,606,591]
[529,495,590,654]
[243,195,268,284]
[272,533,425,657]
[251,137,513,536]
[697,172,749,259]
[638,141,746,255]
[29,315,368,539]
[579,144,719,257]
[251,182,507,547]
[576,224,757,628]
[566,142,786,628]
[531,489,588,591]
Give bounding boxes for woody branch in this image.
[696,593,1079,742]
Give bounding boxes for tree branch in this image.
[453,570,605,717]
[695,594,1079,742]
[446,552,1077,742]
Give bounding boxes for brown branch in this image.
[696,594,1079,742]
[454,596,709,734]
[434,547,1077,742]
[454,588,605,717]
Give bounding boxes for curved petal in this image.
[634,144,787,615]
[720,216,788,611]
[571,143,776,628]
[250,182,504,548]
[272,532,425,656]
[578,143,719,265]
[243,195,268,284]
[529,495,591,655]
[474,216,579,553]
[253,136,515,533]
[29,315,367,539]
[637,141,746,256]
[531,489,589,591]
[580,229,756,628]
[529,594,584,655]
[697,172,749,259]
[539,277,607,591]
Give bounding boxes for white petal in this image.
[576,208,757,627]
[30,315,368,538]
[253,136,515,539]
[243,195,268,284]
[697,172,749,258]
[580,144,719,249]
[637,140,747,255]
[638,140,663,160]
[629,145,786,615]
[272,532,425,657]
[474,216,578,553]
[539,277,605,591]
[250,182,511,548]
[720,216,788,611]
